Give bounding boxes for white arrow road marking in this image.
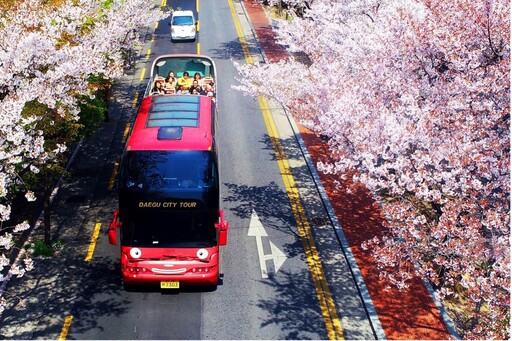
[248,209,287,278]
[268,241,287,273]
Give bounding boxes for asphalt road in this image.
[0,0,376,339]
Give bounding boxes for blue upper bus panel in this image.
[147,96,200,128]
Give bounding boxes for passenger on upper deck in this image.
[165,71,177,92]
[152,81,165,95]
[200,83,216,102]
[189,80,202,95]
[177,71,193,93]
[193,72,202,82]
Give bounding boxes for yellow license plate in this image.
[160,281,180,289]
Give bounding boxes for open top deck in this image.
[144,54,216,98]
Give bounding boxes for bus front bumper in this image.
[121,269,219,287]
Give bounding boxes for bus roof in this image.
[127,95,214,151]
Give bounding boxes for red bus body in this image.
[109,55,227,289]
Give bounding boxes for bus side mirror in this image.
[215,210,229,246]
[108,209,121,245]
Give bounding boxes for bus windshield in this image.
[119,150,219,248]
[121,150,217,192]
[122,209,217,248]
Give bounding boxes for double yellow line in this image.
[229,1,343,339]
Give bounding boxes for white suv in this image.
[170,10,197,42]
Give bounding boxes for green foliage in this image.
[18,82,108,195]
[102,0,114,9]
[51,239,65,254]
[28,239,65,258]
[24,102,80,148]
[78,73,110,138]
[16,101,71,194]
[21,100,47,121]
[31,240,54,258]
[81,16,95,35]
[77,94,107,138]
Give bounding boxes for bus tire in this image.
[123,282,138,292]
[204,284,218,292]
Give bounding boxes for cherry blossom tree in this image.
[235,0,509,338]
[0,0,168,312]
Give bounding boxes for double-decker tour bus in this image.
[108,54,228,290]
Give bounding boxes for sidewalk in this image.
[239,1,454,339]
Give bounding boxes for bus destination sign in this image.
[138,201,197,208]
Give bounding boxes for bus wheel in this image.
[204,284,218,292]
[123,282,139,292]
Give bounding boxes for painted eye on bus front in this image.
[130,248,142,259]
[197,249,208,260]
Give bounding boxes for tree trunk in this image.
[471,298,483,332]
[43,171,51,244]
[104,83,111,122]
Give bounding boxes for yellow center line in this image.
[196,0,200,54]
[85,223,102,262]
[228,0,253,64]
[139,68,146,81]
[122,123,131,143]
[58,315,73,340]
[108,162,119,191]
[146,49,151,60]
[132,92,139,109]
[152,16,158,40]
